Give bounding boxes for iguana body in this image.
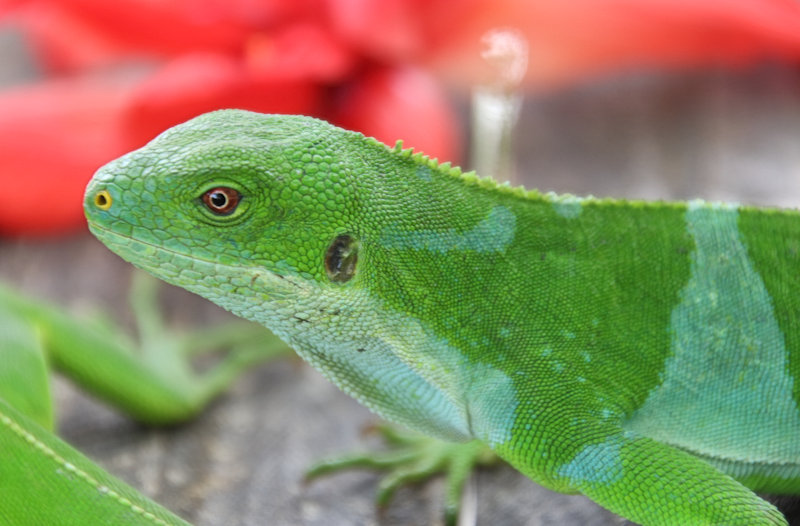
[85,109,800,525]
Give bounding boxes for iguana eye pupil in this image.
[325,234,359,283]
[210,193,226,207]
[202,187,241,215]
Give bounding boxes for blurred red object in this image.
[0,75,132,237]
[0,0,460,236]
[428,0,800,88]
[2,0,800,236]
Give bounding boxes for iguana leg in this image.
[499,427,789,526]
[124,271,290,417]
[306,424,496,525]
[0,298,53,429]
[0,272,290,425]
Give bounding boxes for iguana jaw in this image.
[86,221,306,307]
[85,221,478,443]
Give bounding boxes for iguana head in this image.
[84,109,475,441]
[86,110,366,291]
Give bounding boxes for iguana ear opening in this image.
[325,234,359,283]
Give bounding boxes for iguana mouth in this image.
[86,222,305,299]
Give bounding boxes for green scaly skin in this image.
[85,109,800,526]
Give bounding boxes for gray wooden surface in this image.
[2,28,800,525]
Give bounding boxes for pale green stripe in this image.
[626,201,800,464]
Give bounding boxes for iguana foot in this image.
[126,271,292,420]
[305,423,496,525]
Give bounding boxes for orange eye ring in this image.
[94,190,112,210]
[201,187,241,216]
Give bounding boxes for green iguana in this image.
[84,109,800,525]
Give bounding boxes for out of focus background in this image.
[2,1,800,524]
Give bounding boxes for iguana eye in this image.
[202,187,241,215]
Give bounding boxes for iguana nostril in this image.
[94,190,112,210]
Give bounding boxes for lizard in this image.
[84,108,800,525]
